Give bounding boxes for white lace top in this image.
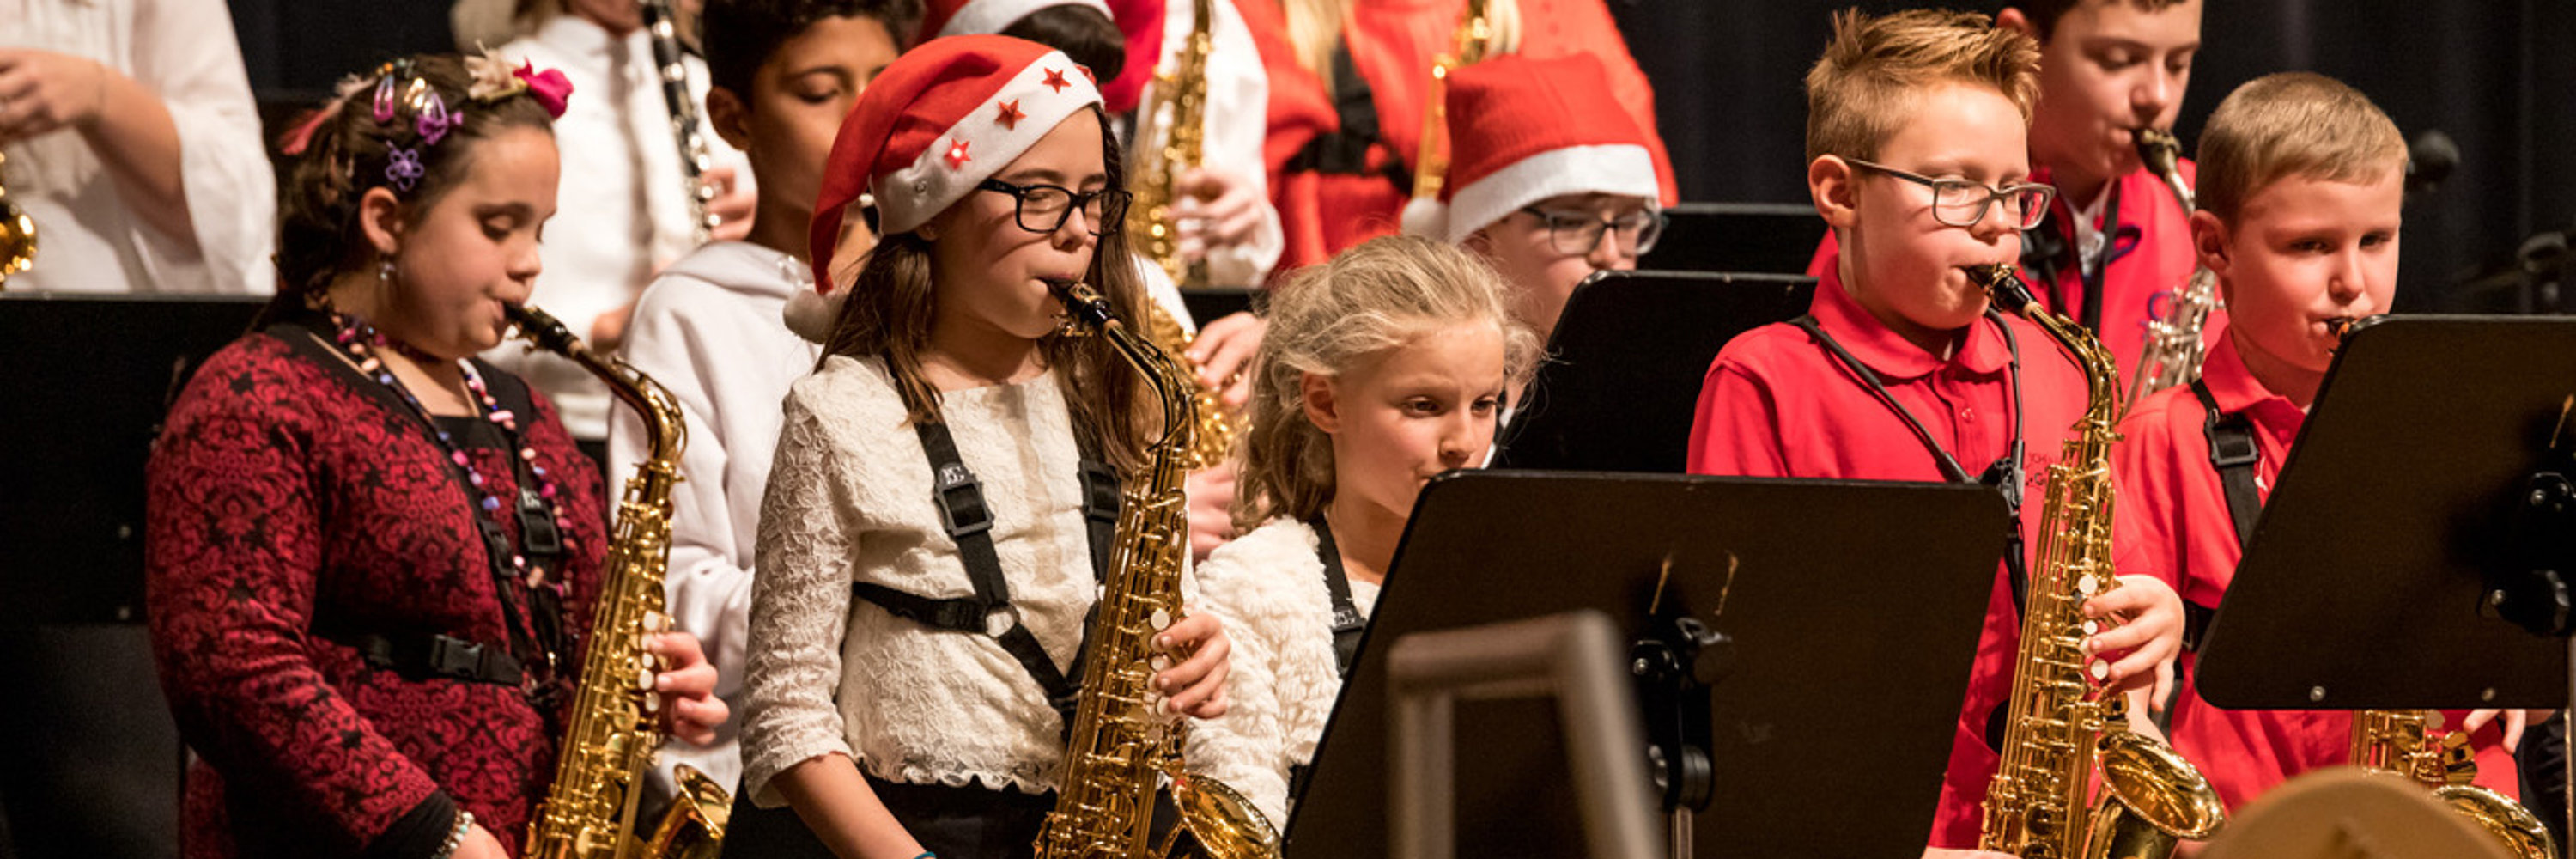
[740,355,1097,807]
[1183,517,1380,825]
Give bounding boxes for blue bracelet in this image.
[913,853,937,859]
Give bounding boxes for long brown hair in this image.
[1233,235,1539,531]
[819,107,1155,473]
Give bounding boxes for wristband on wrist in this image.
[431,809,474,859]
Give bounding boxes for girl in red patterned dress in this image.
[147,53,725,859]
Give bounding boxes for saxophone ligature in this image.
[511,304,729,859]
[0,150,36,289]
[1036,280,1279,859]
[2127,127,2221,407]
[641,0,722,245]
[2350,709,2558,859]
[1970,264,2228,859]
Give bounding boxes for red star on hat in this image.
[994,99,1024,130]
[944,138,972,169]
[1042,67,1070,93]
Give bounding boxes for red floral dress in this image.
[147,321,606,858]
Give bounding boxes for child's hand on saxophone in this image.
[2081,574,2186,696]
[1152,613,1236,720]
[647,630,728,746]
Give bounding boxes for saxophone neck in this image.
[1968,264,2123,418]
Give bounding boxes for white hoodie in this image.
[606,241,818,802]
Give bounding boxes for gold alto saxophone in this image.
[1125,0,1241,471]
[511,304,729,859]
[2350,709,2558,859]
[641,0,722,245]
[2127,127,2220,406]
[1971,265,2228,859]
[0,150,36,289]
[1036,280,1279,859]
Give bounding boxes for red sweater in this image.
[149,326,607,858]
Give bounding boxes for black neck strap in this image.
[1792,312,2031,612]
[849,412,1122,739]
[2080,179,2124,333]
[1308,515,1366,677]
[274,320,569,699]
[2179,379,2263,652]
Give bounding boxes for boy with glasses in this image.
[1687,9,2184,853]
[1400,52,1665,345]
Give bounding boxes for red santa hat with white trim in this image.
[787,34,1104,341]
[915,0,1116,46]
[1400,53,1665,245]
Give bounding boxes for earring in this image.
[378,258,396,285]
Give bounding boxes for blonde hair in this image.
[2196,72,2407,222]
[1804,8,2041,162]
[1234,235,1540,532]
[1280,0,1521,95]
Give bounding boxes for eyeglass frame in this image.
[1516,204,1668,259]
[975,177,1133,236]
[1841,157,2057,230]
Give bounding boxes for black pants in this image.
[721,765,1196,859]
[724,766,1053,859]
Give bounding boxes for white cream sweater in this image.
[741,356,1097,807]
[1184,517,1379,825]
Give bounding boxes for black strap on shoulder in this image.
[2180,379,2263,651]
[1307,516,1365,677]
[2078,180,2123,333]
[1792,313,2032,613]
[850,417,1123,738]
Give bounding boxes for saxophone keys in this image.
[2077,573,2101,596]
[1149,607,1172,631]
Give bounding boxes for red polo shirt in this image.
[2112,333,2519,811]
[1807,162,2209,377]
[1686,264,2091,848]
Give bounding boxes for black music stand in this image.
[0,293,265,623]
[1282,471,2012,859]
[2194,315,2576,711]
[1494,270,1814,472]
[1640,202,1825,276]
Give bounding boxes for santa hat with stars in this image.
[787,34,1105,341]
[914,0,1116,47]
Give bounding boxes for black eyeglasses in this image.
[976,177,1131,236]
[1844,157,2057,230]
[1518,206,1667,258]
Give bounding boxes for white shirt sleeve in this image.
[739,384,860,807]
[132,0,276,294]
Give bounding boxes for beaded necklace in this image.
[328,309,571,624]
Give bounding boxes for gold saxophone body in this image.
[510,304,729,859]
[1407,0,1499,210]
[1125,0,1241,471]
[2351,709,2558,859]
[1035,281,1279,859]
[2127,128,2220,406]
[641,0,722,245]
[0,150,36,289]
[1971,265,2228,859]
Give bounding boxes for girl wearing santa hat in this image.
[734,34,1234,859]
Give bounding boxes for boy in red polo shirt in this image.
[1810,0,2205,376]
[2112,71,2530,812]
[1687,9,2184,852]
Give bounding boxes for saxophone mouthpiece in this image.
[1047,279,1118,337]
[2136,127,2183,176]
[2324,314,2378,353]
[505,302,587,357]
[1967,264,2038,314]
